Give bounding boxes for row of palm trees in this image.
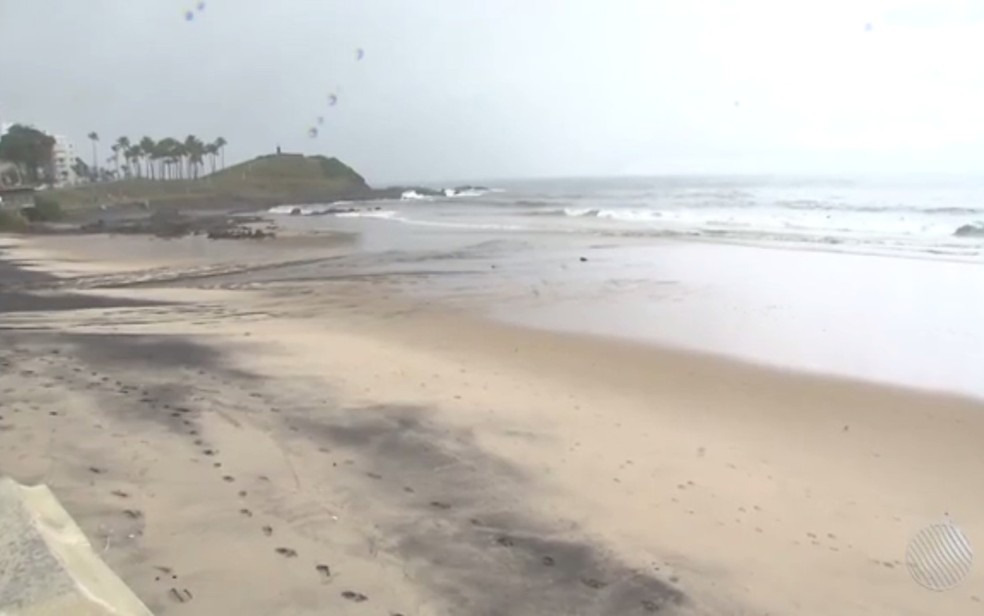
[85,133,228,182]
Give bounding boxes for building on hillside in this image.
[50,134,77,187]
[0,106,11,137]
[0,111,78,187]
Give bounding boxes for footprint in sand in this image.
[275,547,297,558]
[240,509,253,517]
[262,526,273,536]
[580,577,607,590]
[154,566,178,580]
[111,490,129,499]
[222,475,235,482]
[341,591,368,602]
[315,564,331,578]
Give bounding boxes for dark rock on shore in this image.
[206,227,275,240]
[77,209,273,241]
[954,223,984,237]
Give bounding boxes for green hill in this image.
[52,154,371,211]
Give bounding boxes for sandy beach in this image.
[2,231,983,615]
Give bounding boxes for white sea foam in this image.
[443,188,488,198]
[391,218,527,231]
[557,207,662,222]
[267,204,332,215]
[335,210,399,219]
[401,190,434,201]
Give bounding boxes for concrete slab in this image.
[0,477,152,615]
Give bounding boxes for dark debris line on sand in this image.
[0,246,171,315]
[289,405,695,615]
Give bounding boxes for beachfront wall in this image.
[0,187,36,209]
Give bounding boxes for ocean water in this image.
[270,175,984,261]
[266,176,984,398]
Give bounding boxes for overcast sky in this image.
[2,0,984,184]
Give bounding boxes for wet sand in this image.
[1,233,983,615]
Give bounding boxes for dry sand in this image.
[1,233,983,615]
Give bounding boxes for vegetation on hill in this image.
[52,153,371,211]
[83,133,227,182]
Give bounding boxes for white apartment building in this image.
[50,134,78,187]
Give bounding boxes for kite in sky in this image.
[308,127,319,138]
[355,48,365,61]
[317,116,324,125]
[328,94,338,106]
[184,10,194,21]
[197,2,206,11]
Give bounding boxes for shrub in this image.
[21,194,63,222]
[0,209,29,232]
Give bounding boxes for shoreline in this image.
[2,234,983,614]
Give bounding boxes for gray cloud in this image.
[2,0,983,184]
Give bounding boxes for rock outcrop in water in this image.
[954,223,984,237]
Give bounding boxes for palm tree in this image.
[71,157,90,183]
[213,137,227,169]
[126,144,143,178]
[183,135,195,178]
[114,137,130,177]
[150,140,167,180]
[104,154,117,181]
[87,132,99,178]
[110,145,121,176]
[184,135,207,179]
[139,137,156,179]
[155,138,183,180]
[204,143,219,175]
[174,142,188,179]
